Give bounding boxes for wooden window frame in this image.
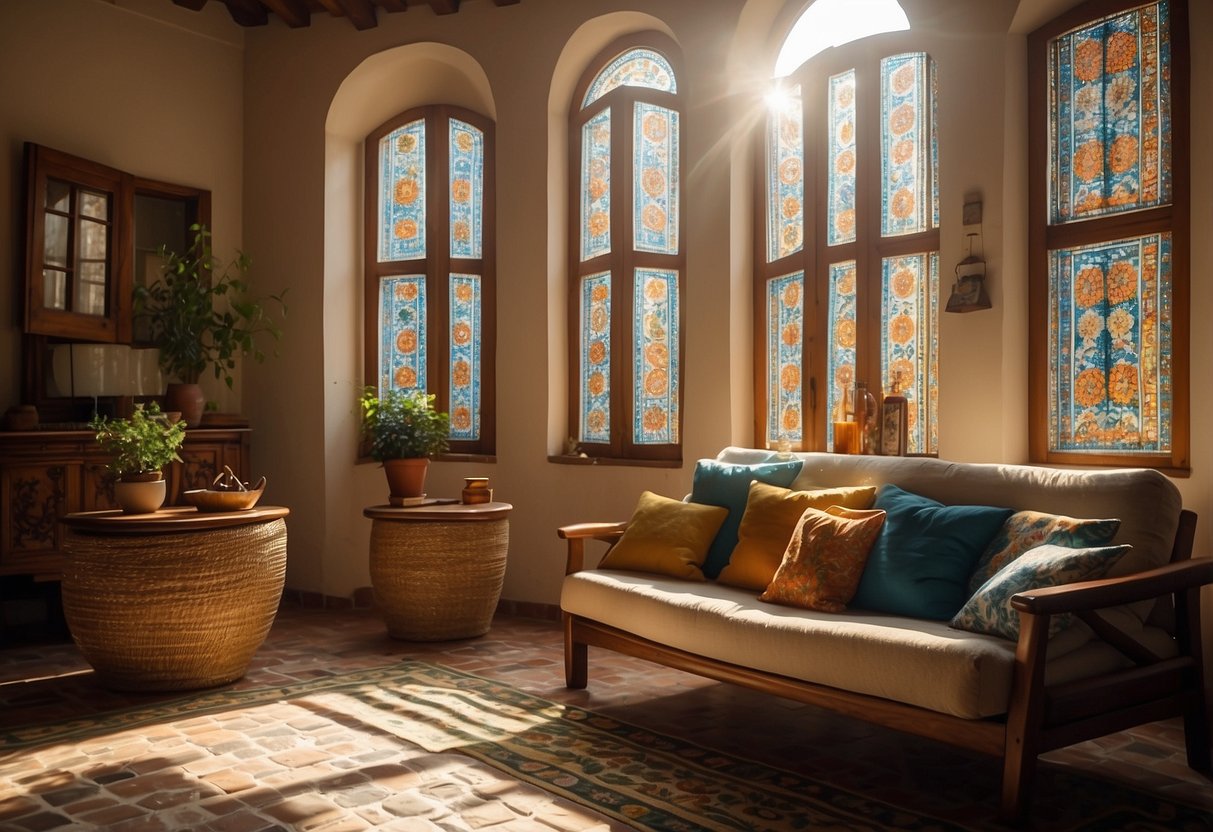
[1027,0,1190,472]
[754,40,939,452]
[567,32,686,463]
[363,105,497,458]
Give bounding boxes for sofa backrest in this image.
[714,447,1183,593]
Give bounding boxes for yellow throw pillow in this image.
[716,481,877,590]
[598,491,728,580]
[760,506,887,612]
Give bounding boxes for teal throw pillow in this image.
[967,511,1121,594]
[950,543,1131,640]
[851,484,1013,620]
[689,459,803,579]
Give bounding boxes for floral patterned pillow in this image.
[950,543,1131,640]
[967,511,1120,595]
[759,506,886,613]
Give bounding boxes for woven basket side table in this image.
[364,502,511,641]
[60,506,289,691]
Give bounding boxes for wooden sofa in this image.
[557,449,1212,823]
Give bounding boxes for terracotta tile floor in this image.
[2,604,1211,831]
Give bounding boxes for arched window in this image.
[569,36,684,462]
[758,17,939,454]
[364,105,496,455]
[1028,0,1188,470]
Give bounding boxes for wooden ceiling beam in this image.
[492,0,521,6]
[221,0,269,26]
[335,0,378,29]
[172,0,209,10]
[428,0,460,15]
[261,0,310,27]
[377,0,409,12]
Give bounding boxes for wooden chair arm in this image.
[1010,558,1213,617]
[557,522,627,574]
[557,522,629,540]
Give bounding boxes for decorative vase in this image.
[165,383,205,428]
[114,471,166,514]
[383,458,429,503]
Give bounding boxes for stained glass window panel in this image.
[1049,2,1170,224]
[826,262,857,451]
[580,109,611,262]
[633,103,679,255]
[580,272,611,443]
[1048,234,1171,453]
[633,268,679,444]
[768,89,804,261]
[449,120,484,259]
[881,53,935,237]
[378,120,426,262]
[583,48,677,108]
[881,253,938,454]
[448,274,481,441]
[827,71,857,246]
[379,275,427,397]
[767,272,804,446]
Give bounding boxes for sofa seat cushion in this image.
[562,569,1175,719]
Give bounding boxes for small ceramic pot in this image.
[114,472,166,514]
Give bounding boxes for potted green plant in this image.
[359,387,450,501]
[91,402,188,514]
[134,224,287,426]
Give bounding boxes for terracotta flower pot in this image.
[383,458,429,500]
[114,471,166,514]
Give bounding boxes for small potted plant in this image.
[134,224,287,426]
[91,402,188,514]
[359,387,450,501]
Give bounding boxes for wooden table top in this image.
[62,505,290,534]
[363,501,512,522]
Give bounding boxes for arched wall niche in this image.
[319,43,494,597]
[544,12,678,454]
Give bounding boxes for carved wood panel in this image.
[0,460,81,575]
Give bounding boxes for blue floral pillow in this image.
[967,511,1120,594]
[950,543,1131,640]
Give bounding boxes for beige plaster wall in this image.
[0,0,246,414]
[2,0,1207,611]
[238,0,1108,605]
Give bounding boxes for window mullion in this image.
[615,93,635,459]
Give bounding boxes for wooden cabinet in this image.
[0,428,250,580]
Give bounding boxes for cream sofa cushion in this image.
[561,569,1176,719]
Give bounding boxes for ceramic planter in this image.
[114,471,166,514]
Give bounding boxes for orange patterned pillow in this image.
[717,481,877,591]
[759,506,887,613]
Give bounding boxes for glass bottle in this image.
[881,372,909,456]
[856,381,879,455]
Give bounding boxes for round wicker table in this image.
[60,506,289,692]
[364,501,511,641]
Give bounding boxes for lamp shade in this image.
[130,348,165,396]
[51,344,135,398]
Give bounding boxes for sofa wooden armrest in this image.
[1011,558,1213,616]
[557,521,626,574]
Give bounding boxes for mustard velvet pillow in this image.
[716,481,878,591]
[760,506,888,613]
[598,491,729,580]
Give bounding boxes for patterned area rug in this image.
[2,661,1207,831]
